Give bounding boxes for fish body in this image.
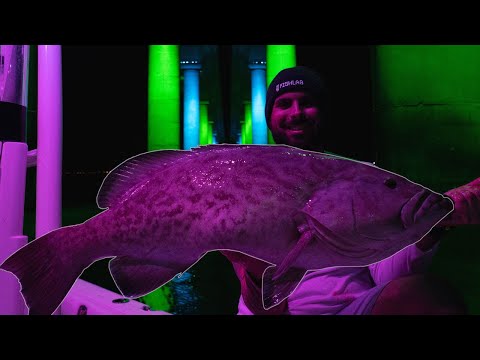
[0,144,453,314]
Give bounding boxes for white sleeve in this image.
[368,243,439,286]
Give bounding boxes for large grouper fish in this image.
[0,144,454,315]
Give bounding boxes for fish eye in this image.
[384,178,397,189]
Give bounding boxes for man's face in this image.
[269,91,323,150]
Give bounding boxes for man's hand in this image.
[440,177,480,227]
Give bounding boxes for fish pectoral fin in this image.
[109,256,183,298]
[272,229,315,282]
[262,265,307,310]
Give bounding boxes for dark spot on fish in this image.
[188,194,202,203]
[164,222,173,235]
[205,200,215,209]
[261,187,277,196]
[233,177,251,191]
[134,211,144,224]
[233,215,247,225]
[237,228,248,238]
[161,195,175,207]
[213,190,237,204]
[214,203,230,217]
[165,204,184,217]
[152,190,167,204]
[188,212,202,221]
[179,175,191,185]
[251,167,272,178]
[384,178,397,189]
[150,218,161,233]
[246,195,257,204]
[136,190,148,204]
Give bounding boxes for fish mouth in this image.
[400,189,453,229]
[354,189,453,241]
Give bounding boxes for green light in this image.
[148,45,180,151]
[199,102,209,145]
[266,45,296,144]
[208,121,213,144]
[375,45,480,108]
[146,45,180,312]
[244,101,253,144]
[140,286,173,311]
[240,121,246,144]
[374,45,480,315]
[266,45,296,85]
[374,45,480,190]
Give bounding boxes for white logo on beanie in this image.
[275,80,304,92]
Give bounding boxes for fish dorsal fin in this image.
[190,144,259,155]
[191,144,242,152]
[96,150,188,209]
[190,144,300,154]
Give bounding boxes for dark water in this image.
[0,101,26,142]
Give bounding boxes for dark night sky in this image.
[62,46,149,172]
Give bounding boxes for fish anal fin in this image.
[109,256,183,298]
[262,266,307,310]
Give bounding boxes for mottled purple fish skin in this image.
[83,146,332,264]
[82,145,451,270]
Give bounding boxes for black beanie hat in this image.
[265,66,327,126]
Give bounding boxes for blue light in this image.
[250,65,268,144]
[183,68,200,150]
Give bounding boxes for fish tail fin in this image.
[0,227,84,315]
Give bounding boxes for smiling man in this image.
[222,65,473,315]
[265,66,328,151]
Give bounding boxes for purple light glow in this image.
[36,45,63,238]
